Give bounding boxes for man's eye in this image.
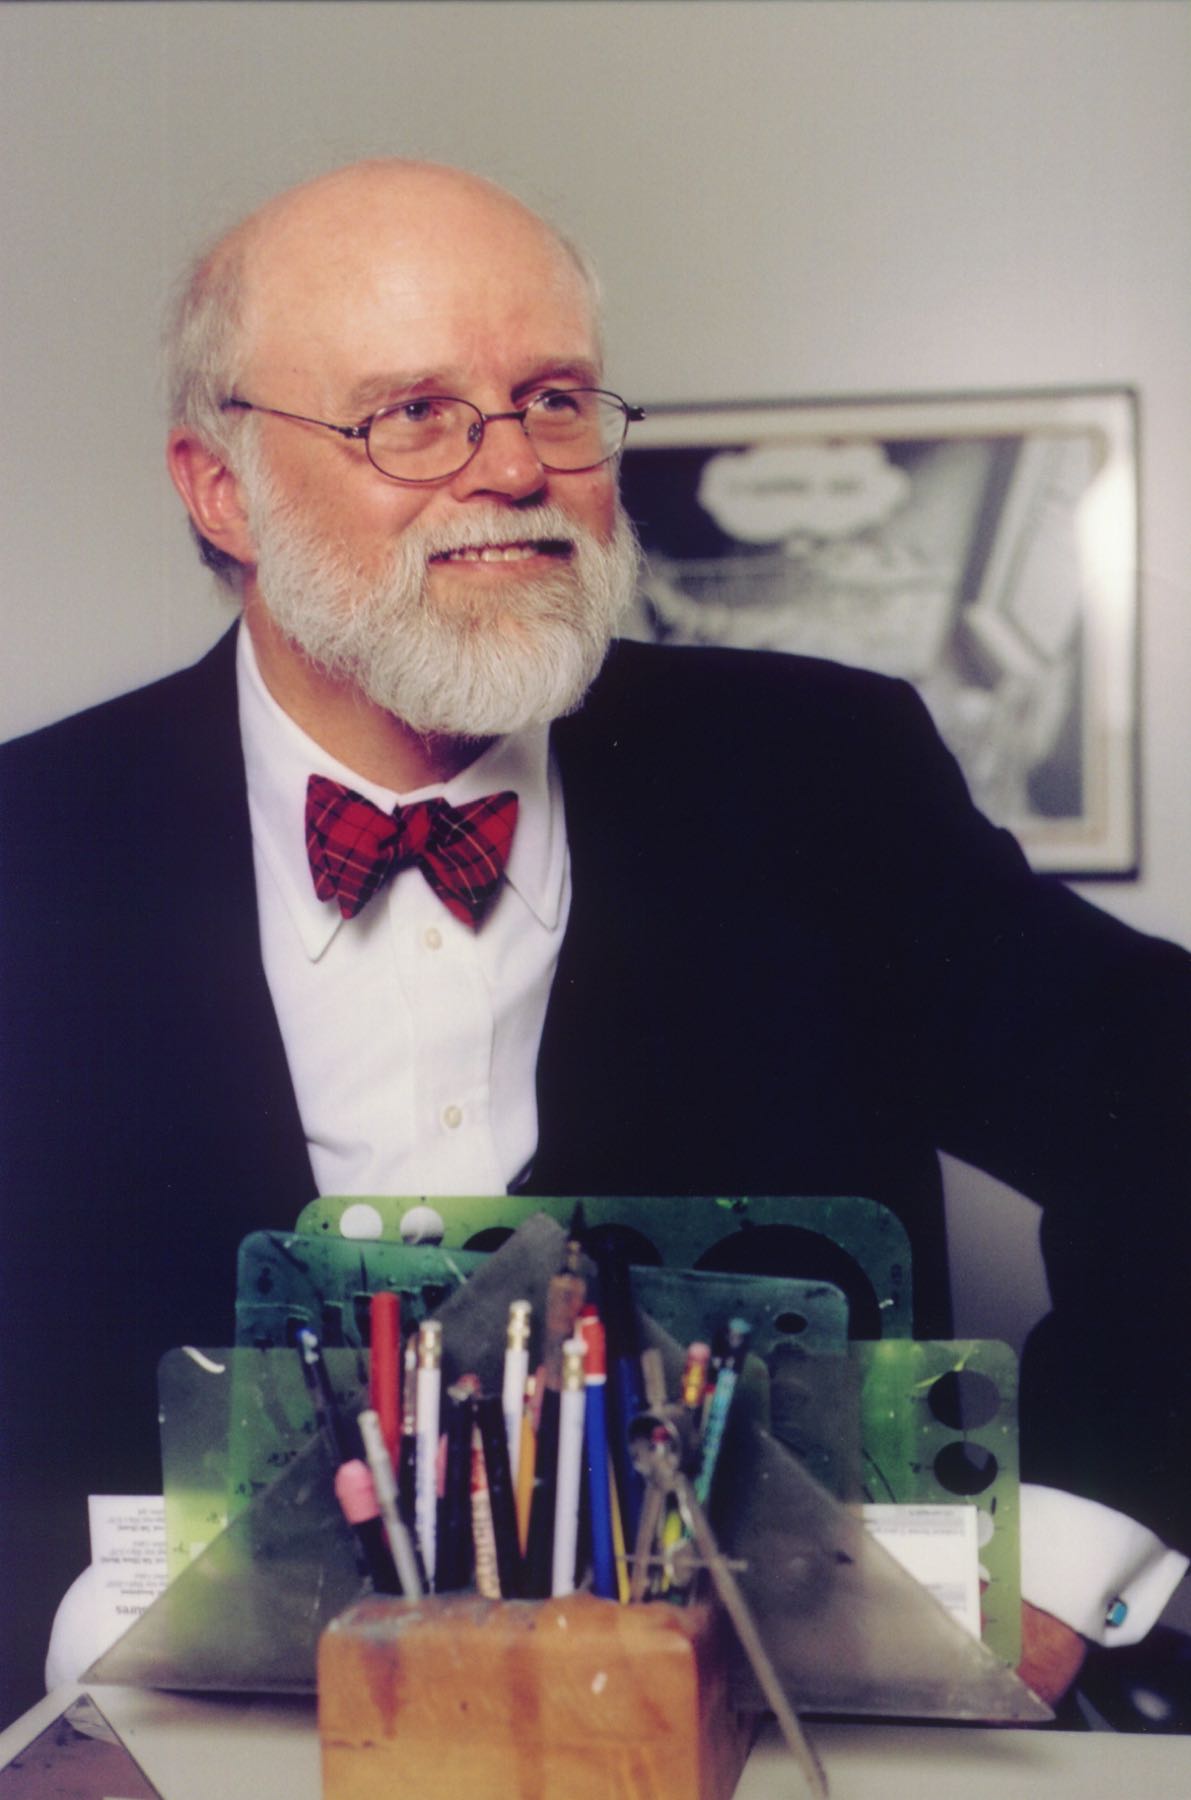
[534,389,585,415]
[398,399,439,424]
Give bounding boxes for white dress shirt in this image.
[237,625,570,1199]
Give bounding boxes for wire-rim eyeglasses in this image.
[219,388,645,485]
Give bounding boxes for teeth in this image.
[432,541,560,565]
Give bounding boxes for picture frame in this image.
[619,388,1139,876]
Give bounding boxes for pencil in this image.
[415,1320,443,1587]
[551,1337,588,1596]
[515,1374,537,1556]
[369,1291,401,1465]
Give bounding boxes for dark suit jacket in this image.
[2,625,1189,1720]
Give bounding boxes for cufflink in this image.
[1105,1596,1129,1629]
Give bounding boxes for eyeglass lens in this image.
[366,390,629,480]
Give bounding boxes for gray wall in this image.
[3,0,1188,1347]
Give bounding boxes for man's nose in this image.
[451,412,546,502]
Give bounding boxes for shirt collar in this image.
[236,624,566,960]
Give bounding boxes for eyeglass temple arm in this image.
[218,398,367,442]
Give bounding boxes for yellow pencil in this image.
[515,1374,537,1556]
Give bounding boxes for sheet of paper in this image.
[861,1502,982,1639]
[88,1494,170,1650]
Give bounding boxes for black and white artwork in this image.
[620,390,1138,875]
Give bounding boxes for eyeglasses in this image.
[219,388,645,484]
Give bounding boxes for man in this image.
[1,160,1188,1726]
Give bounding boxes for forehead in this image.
[238,178,599,405]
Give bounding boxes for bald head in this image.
[166,159,598,450]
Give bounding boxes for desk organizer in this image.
[89,1213,1045,1725]
[318,1593,755,1800]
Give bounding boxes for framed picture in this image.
[619,388,1139,876]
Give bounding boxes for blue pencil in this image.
[693,1318,752,1510]
[578,1311,618,1599]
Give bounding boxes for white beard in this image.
[240,454,640,739]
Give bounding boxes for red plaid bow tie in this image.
[305,774,519,928]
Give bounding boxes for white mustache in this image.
[410,506,582,560]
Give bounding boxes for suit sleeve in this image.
[860,678,1191,1553]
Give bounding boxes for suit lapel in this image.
[160,626,316,1222]
[530,647,668,1191]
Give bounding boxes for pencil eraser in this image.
[334,1460,380,1525]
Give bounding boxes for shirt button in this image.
[423,926,443,950]
[442,1104,463,1130]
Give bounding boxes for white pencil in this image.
[415,1320,442,1588]
[551,1336,588,1596]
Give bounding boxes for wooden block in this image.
[319,1592,755,1800]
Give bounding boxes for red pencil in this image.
[369,1292,401,1464]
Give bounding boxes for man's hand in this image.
[1017,1600,1088,1707]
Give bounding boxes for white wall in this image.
[2,1,1188,1343]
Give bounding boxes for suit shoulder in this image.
[580,637,931,749]
[0,628,239,828]
[1,627,236,759]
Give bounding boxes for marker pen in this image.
[415,1319,443,1588]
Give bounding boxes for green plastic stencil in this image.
[159,1343,367,1581]
[98,1385,360,1694]
[233,1223,1018,1659]
[854,1338,1022,1666]
[293,1193,913,1337]
[230,1236,854,1512]
[235,1230,849,1356]
[96,1219,1045,1722]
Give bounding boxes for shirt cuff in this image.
[1020,1484,1188,1647]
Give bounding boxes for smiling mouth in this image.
[428,538,573,566]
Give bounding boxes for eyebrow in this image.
[510,360,603,401]
[341,359,604,418]
[341,371,442,417]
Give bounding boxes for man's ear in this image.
[166,428,257,568]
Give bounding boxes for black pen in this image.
[594,1240,646,1546]
[334,1459,400,1593]
[296,1327,355,1464]
[437,1375,478,1592]
[475,1390,524,1598]
[523,1383,561,1598]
